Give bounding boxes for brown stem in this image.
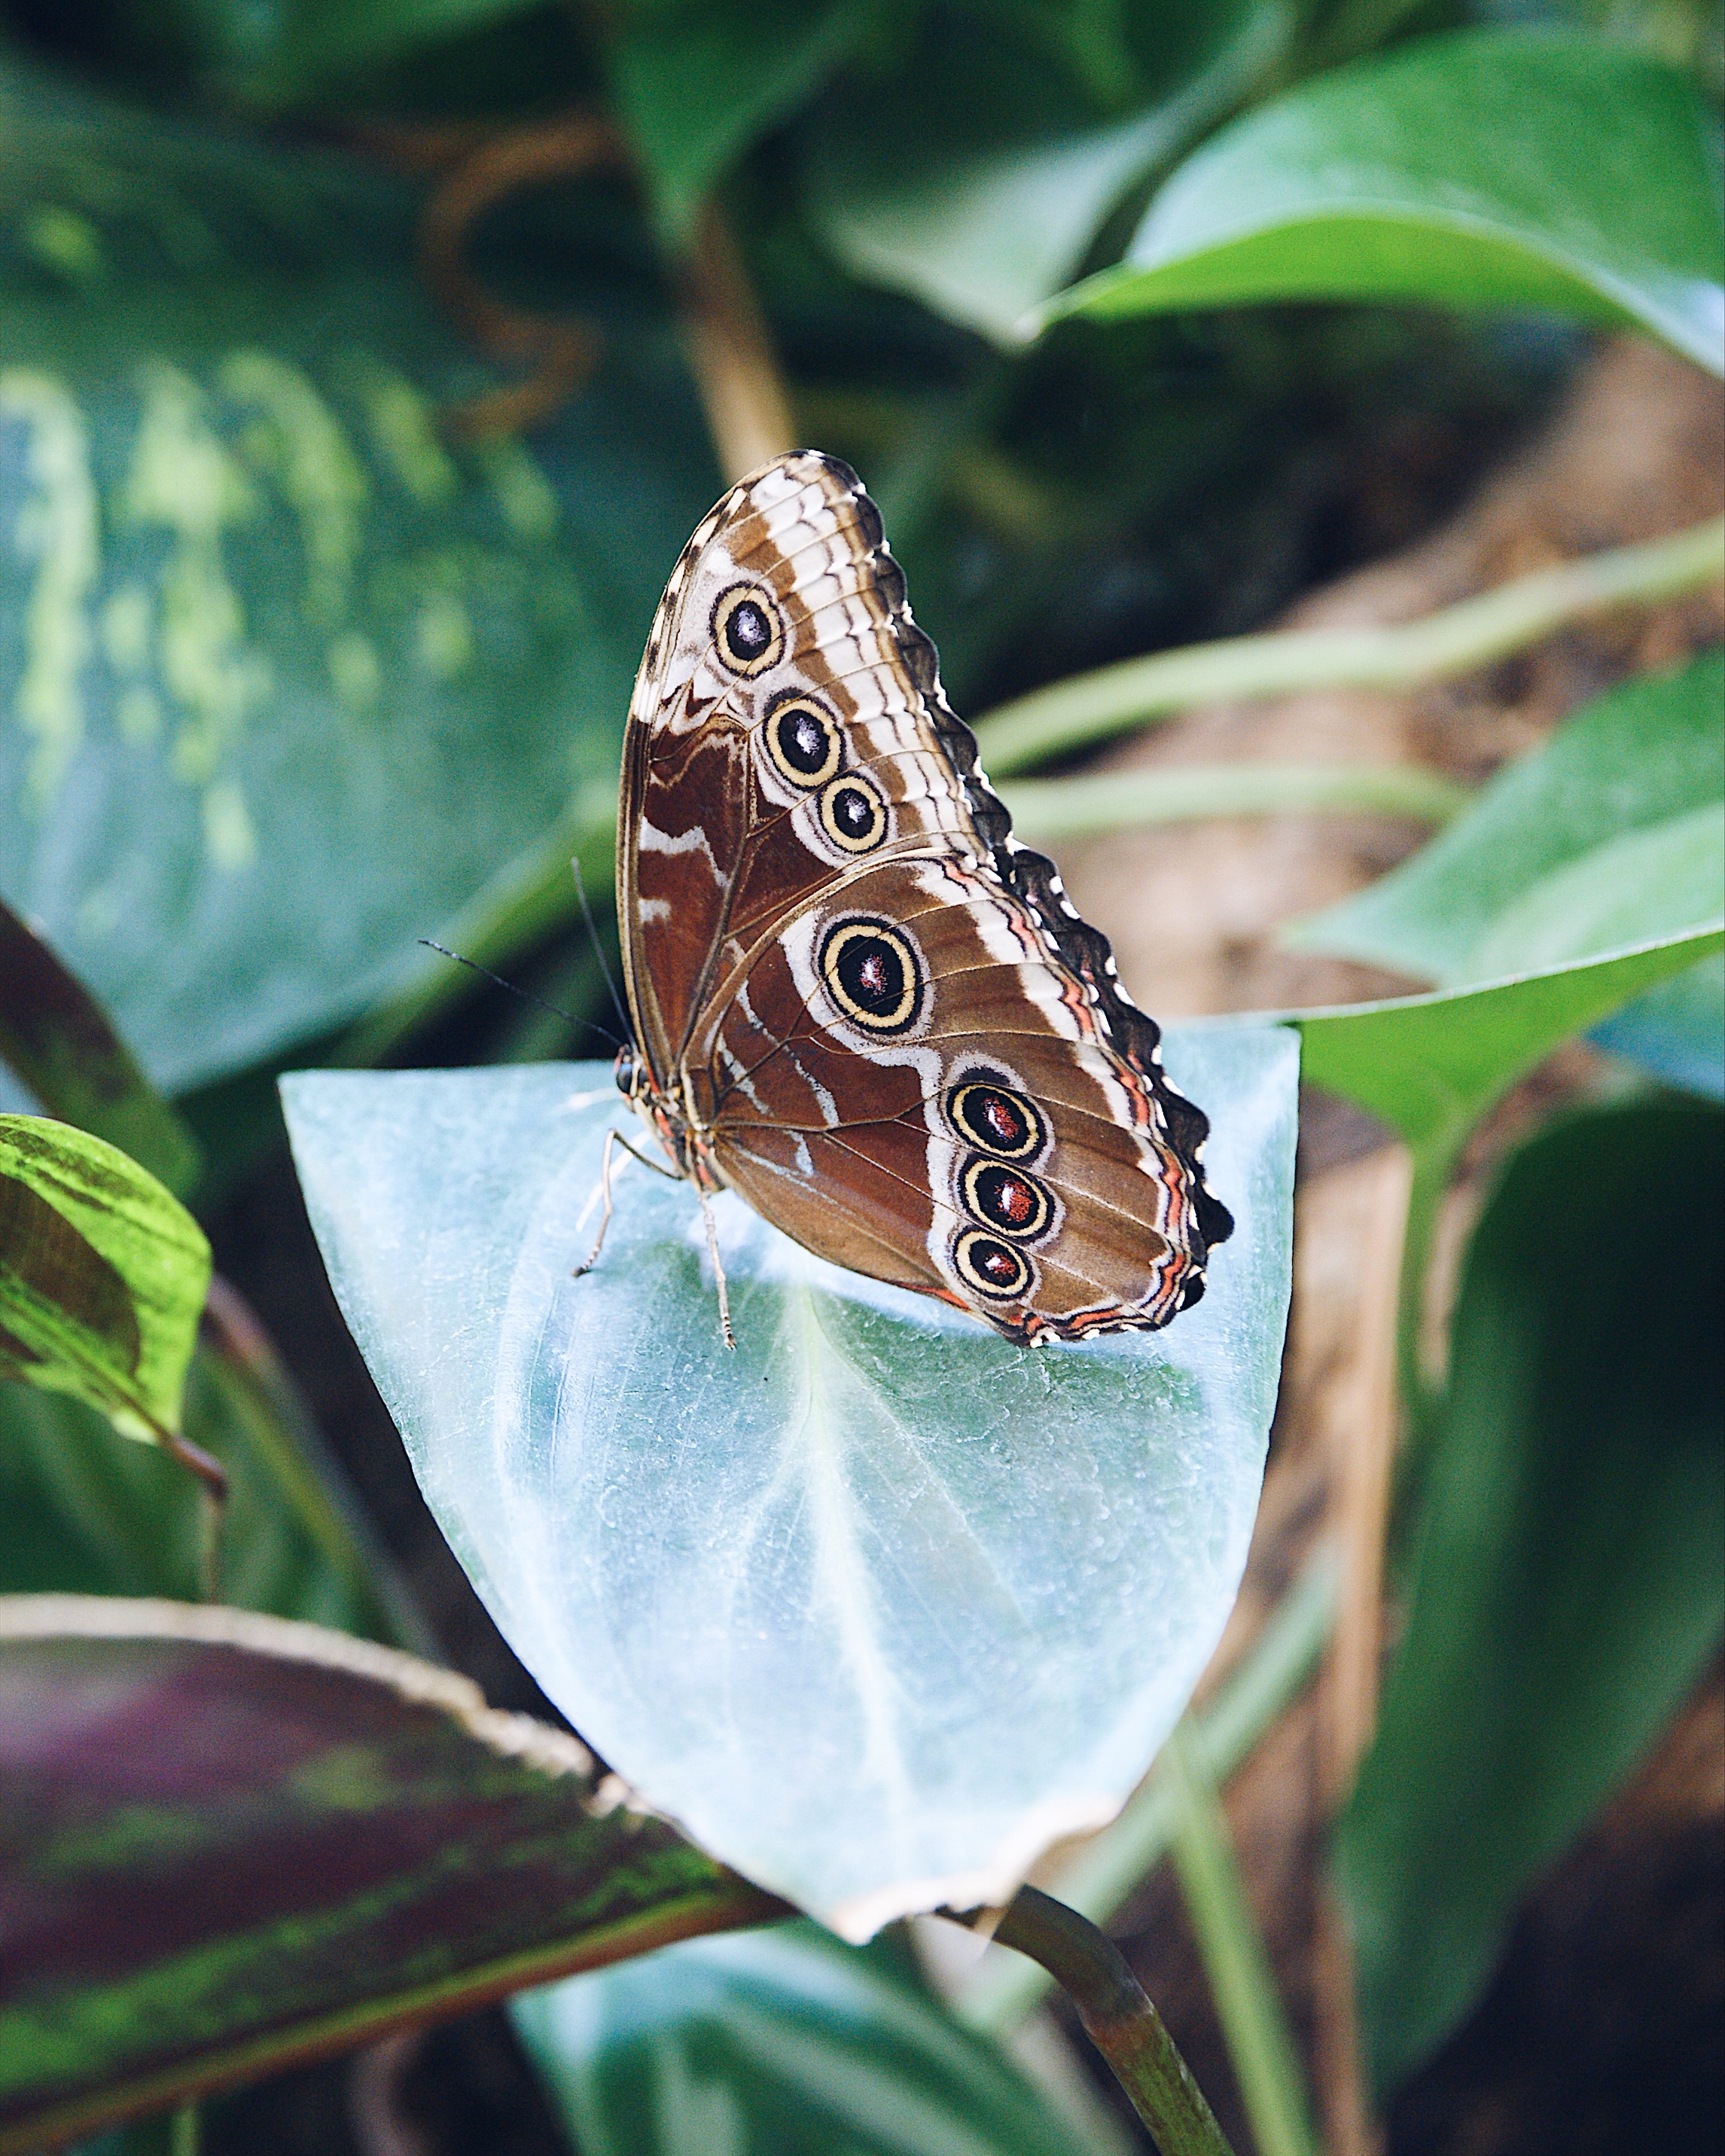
[675,200,798,483]
[1324,1142,1411,1793]
[1314,1142,1410,2156]
[419,115,617,437]
[158,1429,227,1602]
[983,1886,1237,2156]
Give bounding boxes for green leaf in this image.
[805,2,1291,343]
[1290,654,1725,981]
[282,1028,1298,1938]
[0,53,421,289]
[1050,29,1725,371]
[0,1353,406,1639]
[0,898,200,1197]
[0,65,715,1095]
[1336,1099,1725,2094]
[611,0,869,240]
[129,0,550,108]
[1288,653,1725,1097]
[1293,925,1723,1154]
[0,1595,782,2151]
[514,1923,1109,2156]
[0,1115,209,1447]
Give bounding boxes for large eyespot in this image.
[712,583,783,675]
[818,917,924,1035]
[946,1078,1046,1162]
[766,696,840,788]
[953,1229,1032,1302]
[960,1156,1053,1241]
[819,775,888,853]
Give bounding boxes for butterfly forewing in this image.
[614,450,1230,1341]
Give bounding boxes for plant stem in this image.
[677,200,797,483]
[962,1548,1339,2034]
[198,1281,434,1654]
[990,1886,1239,2156]
[974,515,1725,776]
[1165,1728,1321,2156]
[1004,761,1469,842]
[1322,1147,1411,1801]
[1314,1148,1410,2156]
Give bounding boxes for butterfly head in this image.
[613,1042,646,1104]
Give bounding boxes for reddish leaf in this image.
[0,1596,785,2151]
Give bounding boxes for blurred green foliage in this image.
[1341,1099,1725,2092]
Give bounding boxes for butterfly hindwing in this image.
[614,451,1230,1340]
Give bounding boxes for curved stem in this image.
[974,516,1725,776]
[1004,761,1470,842]
[985,1886,1237,2156]
[961,1550,1339,2036]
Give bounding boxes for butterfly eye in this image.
[712,583,784,675]
[818,918,925,1035]
[818,776,888,853]
[946,1080,1046,1161]
[766,697,841,788]
[960,1157,1053,1241]
[952,1228,1032,1301]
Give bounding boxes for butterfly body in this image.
[613,452,1230,1343]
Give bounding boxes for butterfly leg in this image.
[572,1127,625,1278]
[696,1185,736,1352]
[573,1127,682,1279]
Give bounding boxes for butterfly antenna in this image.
[570,856,633,1044]
[416,941,623,1052]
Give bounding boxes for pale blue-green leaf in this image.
[806,3,1288,343]
[1047,29,1725,371]
[514,1922,1109,2156]
[282,1028,1297,1937]
[1591,953,1724,1101]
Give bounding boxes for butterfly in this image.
[588,450,1232,1346]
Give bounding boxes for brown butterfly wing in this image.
[617,454,975,1081]
[693,857,1217,1339]
[617,451,1230,1340]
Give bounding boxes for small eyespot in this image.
[946,1079,1046,1162]
[819,775,888,853]
[818,918,924,1036]
[961,1156,1053,1241]
[712,583,783,675]
[953,1229,1032,1302]
[765,697,840,788]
